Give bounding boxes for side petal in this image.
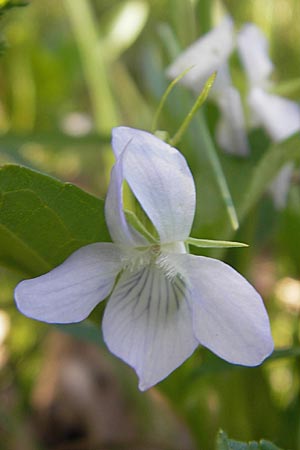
[248,87,300,142]
[102,264,198,390]
[111,127,196,244]
[237,23,273,87]
[215,86,250,156]
[173,254,274,366]
[166,16,234,93]
[15,243,122,324]
[105,154,148,247]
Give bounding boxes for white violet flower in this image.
[237,23,300,208]
[167,19,300,207]
[15,127,274,391]
[166,16,250,156]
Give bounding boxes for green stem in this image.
[169,72,216,147]
[196,111,239,231]
[63,0,118,133]
[151,66,193,133]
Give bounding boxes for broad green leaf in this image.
[187,237,248,248]
[216,430,285,450]
[0,164,110,276]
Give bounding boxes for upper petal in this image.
[102,264,198,390]
[166,16,234,93]
[110,127,196,244]
[237,23,273,87]
[15,243,122,323]
[173,253,274,365]
[248,87,300,142]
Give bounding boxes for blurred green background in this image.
[1,0,300,449]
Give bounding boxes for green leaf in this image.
[216,430,285,450]
[187,237,248,248]
[0,164,110,276]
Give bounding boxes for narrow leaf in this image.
[187,237,248,248]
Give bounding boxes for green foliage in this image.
[0,164,110,276]
[0,0,28,16]
[1,1,300,449]
[0,0,29,55]
[216,430,285,450]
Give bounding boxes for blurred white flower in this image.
[237,23,300,142]
[166,16,234,94]
[237,23,300,208]
[166,16,250,156]
[15,127,273,390]
[167,19,300,206]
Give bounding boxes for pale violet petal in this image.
[166,16,234,93]
[14,243,122,324]
[105,154,148,247]
[248,87,300,141]
[111,127,196,243]
[268,162,294,209]
[215,86,250,156]
[237,23,273,87]
[210,63,232,96]
[102,264,198,390]
[173,254,274,365]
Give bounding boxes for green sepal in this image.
[186,237,248,248]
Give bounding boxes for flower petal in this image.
[173,254,274,365]
[111,127,196,243]
[237,23,273,87]
[268,162,294,209]
[102,264,198,390]
[166,16,234,93]
[215,86,250,156]
[105,153,148,247]
[248,87,300,142]
[14,243,122,324]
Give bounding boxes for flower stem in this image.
[63,0,118,133]
[169,72,216,147]
[196,110,239,231]
[151,66,193,133]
